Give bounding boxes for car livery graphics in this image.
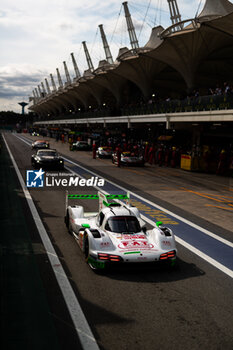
[64,191,177,270]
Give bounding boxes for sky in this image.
[0,0,207,113]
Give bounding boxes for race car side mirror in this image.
[156,221,163,227]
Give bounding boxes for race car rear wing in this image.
[65,190,130,213]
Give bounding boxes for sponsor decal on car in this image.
[162,240,171,246]
[116,234,145,240]
[118,240,155,250]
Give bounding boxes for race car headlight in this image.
[98,253,123,262]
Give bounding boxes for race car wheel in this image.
[84,234,99,271]
[65,211,72,235]
[68,220,73,235]
[164,258,178,271]
[64,211,69,228]
[84,234,89,260]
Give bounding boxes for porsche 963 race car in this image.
[64,191,177,270]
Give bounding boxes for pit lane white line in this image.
[14,134,233,278]
[3,135,100,350]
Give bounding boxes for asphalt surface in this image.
[2,132,233,350]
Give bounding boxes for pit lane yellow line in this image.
[205,204,233,211]
[180,188,233,203]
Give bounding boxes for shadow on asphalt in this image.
[95,258,205,283]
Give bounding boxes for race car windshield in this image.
[38,151,57,156]
[105,216,141,233]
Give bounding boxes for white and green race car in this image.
[64,192,177,270]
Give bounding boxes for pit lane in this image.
[3,132,233,350]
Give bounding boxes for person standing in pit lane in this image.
[144,142,149,163]
[216,149,227,175]
[171,146,177,168]
[158,144,164,167]
[164,146,171,167]
[148,144,155,165]
[92,143,96,159]
[116,144,122,167]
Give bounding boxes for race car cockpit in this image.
[105,216,141,233]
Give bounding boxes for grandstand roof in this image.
[30,0,233,117]
[198,0,233,20]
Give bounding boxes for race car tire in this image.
[64,211,69,228]
[164,258,178,271]
[68,221,73,235]
[65,211,72,235]
[84,234,89,261]
[84,234,99,271]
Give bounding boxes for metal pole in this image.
[99,24,114,64]
[41,82,47,95]
[50,73,57,91]
[123,1,139,50]
[82,41,94,71]
[56,68,63,88]
[167,0,183,29]
[45,78,51,94]
[71,53,81,79]
[37,85,43,97]
[63,61,71,84]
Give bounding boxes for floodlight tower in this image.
[123,1,139,50]
[167,0,183,30]
[18,102,28,115]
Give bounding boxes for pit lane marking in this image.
[5,134,100,350]
[205,204,233,211]
[181,187,233,211]
[181,188,233,203]
[123,168,144,175]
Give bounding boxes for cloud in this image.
[0,65,48,111]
